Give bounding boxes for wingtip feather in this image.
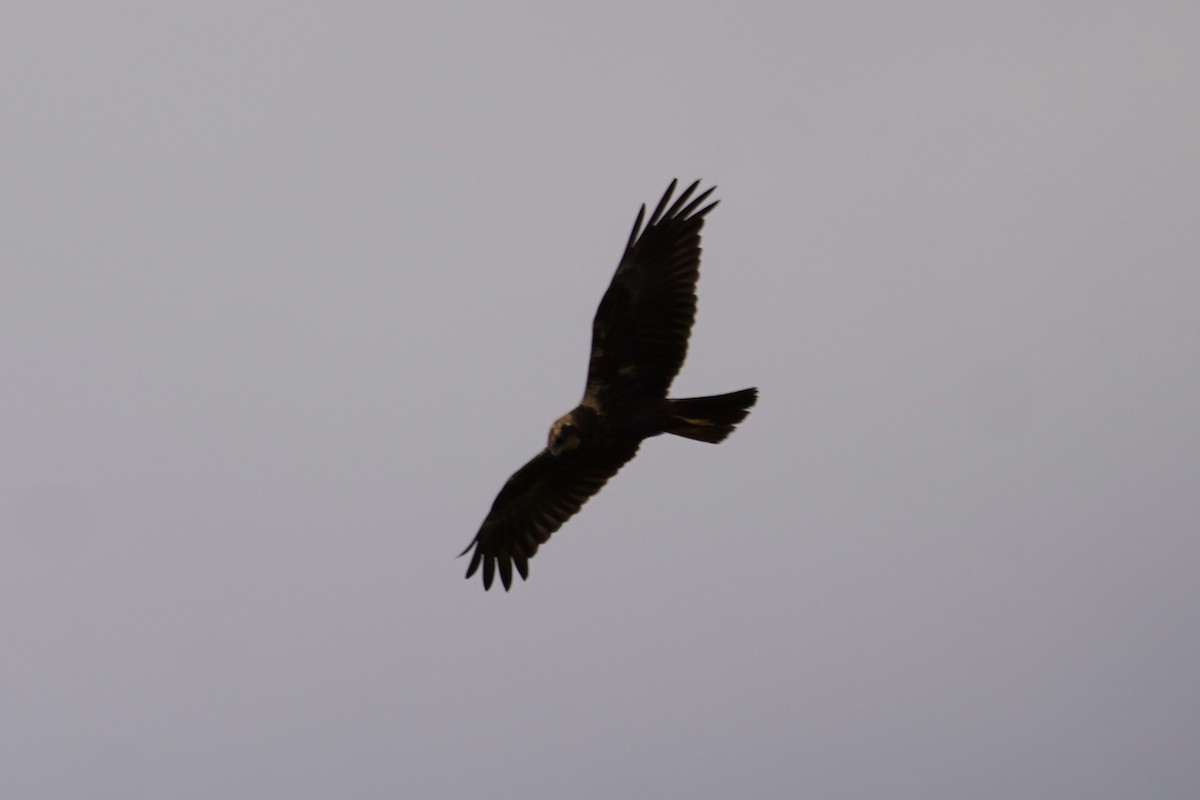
[648,179,679,226]
[627,204,647,250]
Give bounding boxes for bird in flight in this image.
[461,180,758,590]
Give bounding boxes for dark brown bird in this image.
[461,180,757,590]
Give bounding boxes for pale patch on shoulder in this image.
[548,412,582,455]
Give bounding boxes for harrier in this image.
[462,180,757,590]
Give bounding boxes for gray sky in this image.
[3,3,1198,798]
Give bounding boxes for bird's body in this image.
[462,180,757,590]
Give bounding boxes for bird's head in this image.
[548,414,581,456]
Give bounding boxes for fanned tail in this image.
[665,388,758,443]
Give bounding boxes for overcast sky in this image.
[3,3,1198,798]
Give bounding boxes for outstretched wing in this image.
[584,180,718,406]
[462,442,641,590]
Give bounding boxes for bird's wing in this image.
[462,442,641,590]
[584,180,718,406]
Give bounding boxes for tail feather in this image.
[666,388,758,443]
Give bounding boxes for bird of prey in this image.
[461,180,758,590]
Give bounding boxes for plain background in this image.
[3,3,1197,798]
